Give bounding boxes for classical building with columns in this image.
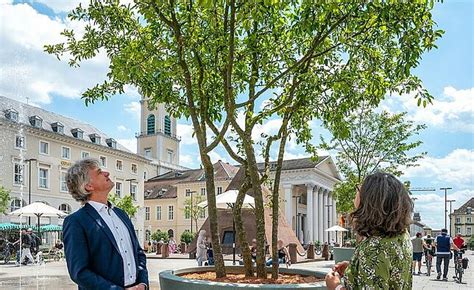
[259,156,341,244]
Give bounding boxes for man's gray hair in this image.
[66,158,100,204]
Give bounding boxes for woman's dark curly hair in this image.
[350,172,413,238]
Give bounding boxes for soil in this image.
[180,271,324,284]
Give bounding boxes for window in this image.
[222,231,235,245]
[164,115,171,136]
[131,184,137,201]
[99,156,107,167]
[71,128,83,139]
[89,134,101,144]
[185,189,191,197]
[106,138,116,149]
[143,171,147,180]
[6,109,18,122]
[61,146,71,159]
[15,136,25,149]
[200,187,206,196]
[39,167,49,189]
[51,122,64,134]
[147,114,155,135]
[115,182,122,197]
[156,206,162,220]
[144,148,152,158]
[131,163,137,174]
[29,116,42,128]
[167,150,173,163]
[217,187,223,195]
[456,217,461,223]
[39,141,49,155]
[467,227,472,236]
[184,205,190,219]
[14,162,24,185]
[58,204,71,214]
[168,205,174,220]
[145,207,150,221]
[467,217,472,223]
[199,208,206,219]
[456,227,461,234]
[116,160,123,171]
[10,198,25,212]
[81,151,90,159]
[60,171,68,192]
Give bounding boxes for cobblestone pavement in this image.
[0,251,471,289]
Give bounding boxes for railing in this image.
[135,129,181,141]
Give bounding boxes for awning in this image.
[40,225,62,232]
[0,223,21,231]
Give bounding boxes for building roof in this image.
[144,160,239,199]
[0,95,130,152]
[257,156,328,171]
[453,197,474,215]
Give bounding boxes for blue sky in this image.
[1,0,472,230]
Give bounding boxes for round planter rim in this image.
[159,266,327,288]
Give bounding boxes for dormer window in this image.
[89,133,101,145]
[29,115,42,128]
[51,122,64,134]
[106,138,117,149]
[71,128,83,139]
[6,109,19,122]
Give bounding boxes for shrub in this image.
[180,230,195,244]
[151,230,169,243]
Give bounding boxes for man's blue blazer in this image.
[63,203,148,289]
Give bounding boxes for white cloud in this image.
[117,125,128,131]
[124,101,140,119]
[0,2,109,104]
[179,153,198,168]
[117,138,136,153]
[386,86,474,132]
[403,149,474,189]
[123,84,141,100]
[34,0,83,13]
[177,123,197,145]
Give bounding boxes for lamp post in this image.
[325,204,333,243]
[25,158,37,226]
[447,199,456,236]
[126,178,137,200]
[440,187,452,229]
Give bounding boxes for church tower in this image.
[137,97,182,174]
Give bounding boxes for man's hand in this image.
[126,283,146,290]
[325,271,342,290]
[333,260,350,276]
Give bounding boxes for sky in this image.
[0,0,472,230]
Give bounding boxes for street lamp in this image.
[447,199,456,236]
[440,187,452,229]
[126,178,137,200]
[325,204,333,243]
[25,158,37,225]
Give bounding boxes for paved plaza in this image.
[0,251,472,289]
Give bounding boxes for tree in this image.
[180,230,195,245]
[0,186,11,215]
[321,107,427,213]
[45,0,441,279]
[182,195,206,233]
[151,230,169,243]
[108,194,139,217]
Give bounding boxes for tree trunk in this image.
[201,154,226,278]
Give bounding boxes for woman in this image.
[326,172,413,289]
[265,239,289,266]
[196,230,207,266]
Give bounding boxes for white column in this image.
[306,183,314,242]
[318,187,324,244]
[313,187,319,243]
[283,184,293,230]
[323,189,328,243]
[332,193,337,243]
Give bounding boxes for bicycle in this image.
[453,250,465,283]
[1,241,17,264]
[424,247,434,276]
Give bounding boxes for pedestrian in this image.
[412,232,425,275]
[265,239,289,266]
[325,172,413,289]
[434,228,459,281]
[196,230,207,266]
[63,158,148,289]
[19,229,34,265]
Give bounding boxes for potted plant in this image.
[180,231,195,255]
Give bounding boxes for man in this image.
[19,229,34,265]
[63,158,148,289]
[412,232,425,275]
[453,234,465,250]
[28,228,41,255]
[434,228,459,281]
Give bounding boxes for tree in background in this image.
[45,0,442,279]
[0,186,11,214]
[182,195,206,233]
[321,106,426,214]
[151,230,169,243]
[108,194,139,217]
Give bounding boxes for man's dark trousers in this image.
[436,253,450,278]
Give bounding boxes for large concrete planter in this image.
[333,247,355,263]
[159,266,327,290]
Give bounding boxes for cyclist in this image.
[423,235,435,276]
[453,234,465,250]
[434,228,459,281]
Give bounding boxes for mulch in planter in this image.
[180,272,324,284]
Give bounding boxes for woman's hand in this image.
[325,271,342,290]
[333,260,350,276]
